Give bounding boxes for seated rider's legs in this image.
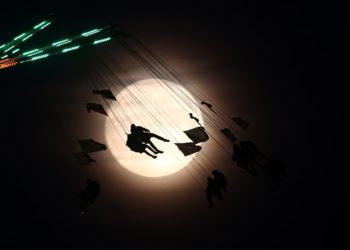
[143,145,157,158]
[147,140,162,153]
[145,145,157,154]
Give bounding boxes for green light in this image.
[22,49,43,57]
[22,34,33,41]
[34,21,47,29]
[22,49,39,56]
[14,33,27,41]
[0,44,5,49]
[1,55,8,59]
[12,48,20,54]
[26,50,43,57]
[52,39,71,47]
[81,29,101,37]
[93,37,111,44]
[4,45,15,53]
[40,22,51,30]
[31,54,49,61]
[62,46,80,53]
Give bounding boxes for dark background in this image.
[0,1,345,249]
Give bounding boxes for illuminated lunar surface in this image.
[104,78,203,177]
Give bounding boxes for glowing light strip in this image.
[62,46,80,53]
[0,61,17,69]
[82,29,101,37]
[31,54,49,61]
[52,39,71,47]
[40,22,51,30]
[4,45,15,53]
[22,49,39,56]
[1,55,8,59]
[12,48,20,54]
[0,44,5,49]
[14,33,27,41]
[26,50,43,57]
[22,34,33,41]
[93,37,111,44]
[22,52,58,64]
[34,21,47,29]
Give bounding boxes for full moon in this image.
[104,78,203,177]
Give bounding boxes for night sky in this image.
[1,1,344,249]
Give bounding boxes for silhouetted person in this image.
[75,179,101,215]
[189,113,201,126]
[206,177,222,208]
[212,170,228,193]
[130,124,169,153]
[201,100,216,114]
[232,144,258,176]
[126,133,158,159]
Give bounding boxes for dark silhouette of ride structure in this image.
[66,26,287,213]
[126,124,170,159]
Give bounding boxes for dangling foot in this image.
[152,155,157,159]
[157,150,164,154]
[163,139,170,142]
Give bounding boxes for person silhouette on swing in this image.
[130,124,170,154]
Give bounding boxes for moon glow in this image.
[104,78,203,177]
